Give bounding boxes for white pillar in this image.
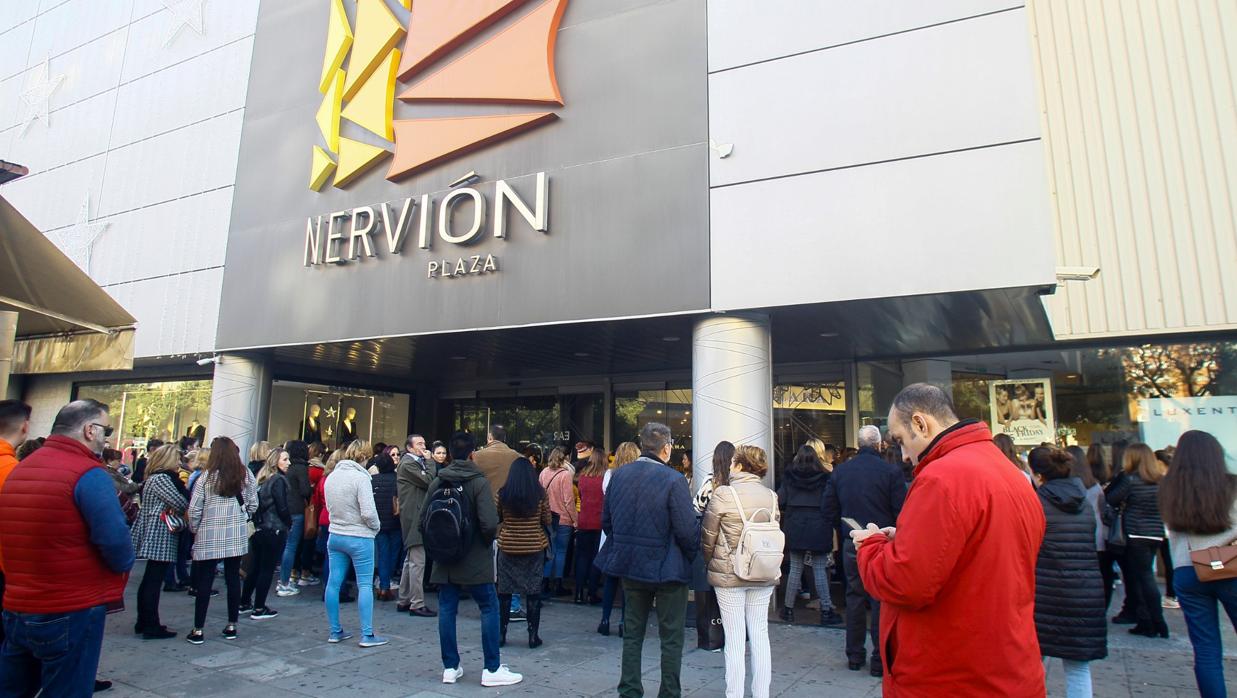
[0,311,15,400]
[207,353,271,459]
[692,313,773,492]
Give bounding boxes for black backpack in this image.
[420,478,474,564]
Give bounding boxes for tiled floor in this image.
[92,564,1232,697]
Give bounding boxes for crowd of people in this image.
[0,386,1232,697]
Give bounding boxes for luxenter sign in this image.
[302,171,548,278]
[309,0,568,191]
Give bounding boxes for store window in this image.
[76,379,213,452]
[268,380,411,451]
[772,382,847,469]
[442,392,605,461]
[613,386,692,470]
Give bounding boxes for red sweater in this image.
[577,474,604,531]
[0,436,131,613]
[858,421,1046,698]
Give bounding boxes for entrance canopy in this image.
[0,195,136,374]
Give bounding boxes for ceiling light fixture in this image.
[662,336,680,342]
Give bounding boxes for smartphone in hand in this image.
[842,517,864,531]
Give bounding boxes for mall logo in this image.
[309,0,569,190]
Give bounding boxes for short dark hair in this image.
[639,422,671,454]
[489,424,507,443]
[147,438,165,453]
[50,399,108,436]
[286,440,309,463]
[0,400,31,437]
[374,452,397,474]
[450,431,476,461]
[406,433,423,448]
[891,383,957,428]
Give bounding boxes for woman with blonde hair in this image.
[130,445,190,639]
[247,440,271,476]
[239,448,291,619]
[323,439,386,647]
[806,438,834,473]
[1106,443,1169,638]
[597,442,639,635]
[702,445,782,698]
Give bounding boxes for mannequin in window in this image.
[185,420,206,447]
[301,404,322,444]
[339,407,357,446]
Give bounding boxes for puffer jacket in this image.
[701,471,782,588]
[777,468,831,552]
[371,470,400,532]
[1106,473,1165,540]
[1034,477,1107,662]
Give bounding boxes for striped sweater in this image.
[496,496,551,555]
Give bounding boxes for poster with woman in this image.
[990,378,1055,446]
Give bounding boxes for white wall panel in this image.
[710,141,1055,310]
[121,0,259,82]
[110,36,252,148]
[6,90,115,171]
[46,28,127,112]
[21,374,74,437]
[25,0,131,63]
[707,0,1018,72]
[1,154,107,232]
[0,4,39,37]
[709,8,1039,187]
[0,19,33,80]
[97,111,244,217]
[90,188,233,286]
[105,267,224,357]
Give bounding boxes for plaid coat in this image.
[131,471,189,562]
[188,469,257,561]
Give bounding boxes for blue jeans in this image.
[1176,564,1237,697]
[439,582,501,672]
[281,514,305,585]
[374,529,402,589]
[0,605,106,698]
[543,523,572,579]
[1043,657,1092,698]
[325,534,375,637]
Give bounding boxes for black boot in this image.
[528,596,544,649]
[498,594,511,647]
[553,579,571,597]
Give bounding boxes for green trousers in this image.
[619,579,689,698]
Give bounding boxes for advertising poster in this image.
[990,378,1055,446]
[1139,396,1237,470]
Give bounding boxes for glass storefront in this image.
[76,379,214,453]
[443,392,606,459]
[268,380,411,450]
[772,382,847,467]
[613,386,693,460]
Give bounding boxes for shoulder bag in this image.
[1190,536,1237,583]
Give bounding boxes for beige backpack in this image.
[719,485,785,583]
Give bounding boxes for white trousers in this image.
[715,585,775,698]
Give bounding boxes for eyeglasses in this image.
[90,423,114,437]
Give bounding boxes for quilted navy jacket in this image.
[597,455,699,584]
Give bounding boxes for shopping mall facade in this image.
[2,0,1234,481]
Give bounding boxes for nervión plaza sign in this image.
[302,0,568,277]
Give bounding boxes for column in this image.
[0,311,15,399]
[207,353,272,460]
[692,313,773,493]
[901,359,953,395]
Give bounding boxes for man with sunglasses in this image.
[0,399,134,697]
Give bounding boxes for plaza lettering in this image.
[302,172,548,270]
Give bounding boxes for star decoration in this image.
[49,194,110,274]
[159,0,207,48]
[19,56,65,135]
[324,405,339,419]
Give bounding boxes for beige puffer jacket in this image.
[701,471,782,588]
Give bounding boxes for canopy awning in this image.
[0,194,136,374]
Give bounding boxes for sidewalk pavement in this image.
[96,563,1233,697]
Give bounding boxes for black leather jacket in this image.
[256,472,292,534]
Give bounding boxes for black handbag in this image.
[695,588,725,651]
[1105,507,1127,551]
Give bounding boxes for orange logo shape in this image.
[396,0,531,81]
[387,0,568,181]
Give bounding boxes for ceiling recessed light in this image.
[820,332,839,338]
[449,355,467,360]
[662,336,680,342]
[574,352,590,357]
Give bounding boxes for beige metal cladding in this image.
[1028,0,1237,340]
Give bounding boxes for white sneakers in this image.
[275,583,300,597]
[481,665,523,687]
[445,665,523,687]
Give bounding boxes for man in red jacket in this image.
[0,400,31,650]
[0,399,134,698]
[854,383,1046,697]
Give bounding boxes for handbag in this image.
[694,587,725,651]
[1105,507,1127,551]
[1190,538,1237,583]
[160,508,186,533]
[304,501,319,538]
